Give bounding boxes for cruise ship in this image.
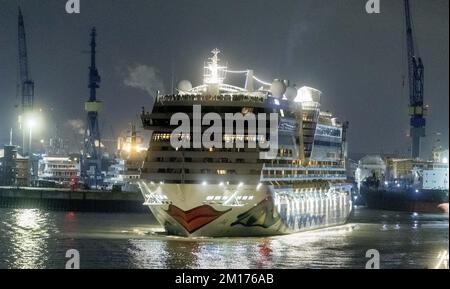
[139,49,353,237]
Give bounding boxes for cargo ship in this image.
[357,156,449,214]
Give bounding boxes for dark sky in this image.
[0,0,448,158]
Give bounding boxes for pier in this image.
[0,186,146,213]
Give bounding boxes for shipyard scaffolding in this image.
[81,28,103,188]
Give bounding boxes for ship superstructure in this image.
[139,49,352,237]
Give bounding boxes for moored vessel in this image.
[358,156,449,214]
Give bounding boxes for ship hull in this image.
[361,187,449,214]
[139,182,353,237]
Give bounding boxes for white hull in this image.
[138,182,353,237]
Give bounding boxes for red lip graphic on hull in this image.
[166,204,231,234]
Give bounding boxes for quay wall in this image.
[0,187,147,213]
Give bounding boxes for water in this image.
[0,207,447,269]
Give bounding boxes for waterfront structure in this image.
[37,156,80,186]
[139,49,352,237]
[0,145,18,186]
[15,155,29,186]
[105,125,146,192]
[356,1,448,213]
[0,145,29,186]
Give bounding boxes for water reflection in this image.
[4,209,57,269]
[255,240,273,268]
[0,208,448,269]
[434,250,449,269]
[126,225,357,269]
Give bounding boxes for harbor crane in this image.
[81,28,103,189]
[18,7,35,155]
[404,0,426,159]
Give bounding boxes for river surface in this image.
[0,207,448,269]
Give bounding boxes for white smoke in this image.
[124,64,164,97]
[285,1,339,69]
[67,119,84,135]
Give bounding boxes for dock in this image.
[0,186,147,213]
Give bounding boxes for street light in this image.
[23,113,40,187]
[25,114,38,155]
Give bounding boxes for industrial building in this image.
[0,145,29,186]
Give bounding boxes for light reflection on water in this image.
[0,207,448,269]
[0,209,58,269]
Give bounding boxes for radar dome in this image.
[285,86,297,101]
[177,80,192,92]
[270,80,286,98]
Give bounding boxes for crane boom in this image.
[404,0,425,159]
[18,7,34,112]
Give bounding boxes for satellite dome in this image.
[270,80,286,98]
[177,80,192,92]
[285,86,297,101]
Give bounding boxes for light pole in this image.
[25,115,38,187]
[26,116,37,155]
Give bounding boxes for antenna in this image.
[204,48,227,85]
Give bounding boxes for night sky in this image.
[0,0,448,158]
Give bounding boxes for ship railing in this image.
[262,164,345,171]
[138,181,166,206]
[156,94,266,104]
[261,174,346,182]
